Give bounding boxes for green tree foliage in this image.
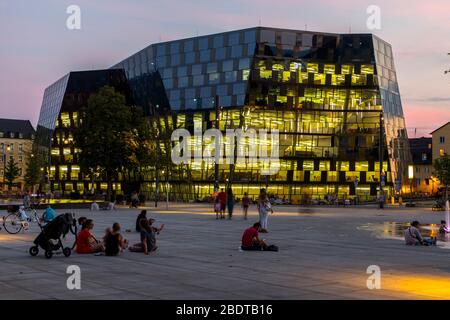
[4,158,20,190]
[23,148,45,191]
[75,86,146,200]
[433,153,450,199]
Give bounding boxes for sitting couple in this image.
[76,219,128,256]
[129,218,164,255]
[241,222,278,251]
[404,221,437,246]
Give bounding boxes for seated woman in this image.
[104,223,128,256]
[129,218,164,255]
[76,219,104,254]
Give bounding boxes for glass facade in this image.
[38,27,411,202]
[36,70,133,195]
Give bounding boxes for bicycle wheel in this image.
[3,213,23,234]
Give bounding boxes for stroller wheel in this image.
[44,250,53,259]
[29,246,39,256]
[63,247,71,257]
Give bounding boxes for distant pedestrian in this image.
[214,196,221,220]
[378,191,385,209]
[242,192,250,220]
[257,188,273,232]
[217,188,227,219]
[227,188,234,220]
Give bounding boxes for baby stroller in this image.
[29,212,77,259]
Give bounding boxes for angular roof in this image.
[0,118,35,139]
[430,121,450,134]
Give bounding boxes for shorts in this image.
[220,203,226,211]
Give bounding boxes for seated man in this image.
[42,205,56,224]
[241,222,268,251]
[404,221,436,246]
[76,219,104,254]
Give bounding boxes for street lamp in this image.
[2,145,11,190]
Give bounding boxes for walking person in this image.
[257,188,266,228]
[242,192,250,220]
[227,188,234,220]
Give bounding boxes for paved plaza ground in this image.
[1,203,449,299]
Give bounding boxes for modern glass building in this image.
[37,27,411,202]
[36,69,133,195]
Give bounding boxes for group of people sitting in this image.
[404,220,449,246]
[75,210,164,256]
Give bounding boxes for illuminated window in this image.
[272,63,284,71]
[361,64,374,74]
[327,171,338,182]
[293,171,304,181]
[71,165,80,180]
[336,161,349,171]
[324,64,335,74]
[355,161,368,171]
[314,74,326,85]
[319,161,330,171]
[282,71,291,82]
[310,171,322,182]
[351,74,366,85]
[260,69,272,79]
[331,75,345,86]
[341,65,353,74]
[242,69,250,81]
[307,63,318,73]
[303,160,314,171]
[440,148,445,156]
[345,171,360,182]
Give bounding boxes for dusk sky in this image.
[0,0,449,137]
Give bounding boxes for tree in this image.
[4,158,20,190]
[433,153,450,200]
[24,148,45,192]
[74,85,141,201]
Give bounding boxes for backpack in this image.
[266,244,278,252]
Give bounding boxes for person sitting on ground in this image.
[42,205,56,224]
[129,218,164,255]
[135,210,147,232]
[90,201,99,211]
[241,222,268,251]
[404,221,436,246]
[104,223,129,256]
[76,219,104,254]
[77,216,87,234]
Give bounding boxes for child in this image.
[214,196,221,220]
[242,192,250,220]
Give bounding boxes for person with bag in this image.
[241,222,278,252]
[258,189,273,232]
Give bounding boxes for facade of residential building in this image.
[0,118,35,191]
[409,137,435,194]
[431,121,450,160]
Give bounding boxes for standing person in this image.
[214,196,221,220]
[257,188,266,228]
[242,192,250,220]
[104,223,129,256]
[23,191,31,209]
[378,191,385,209]
[217,188,227,219]
[227,188,234,220]
[258,189,273,233]
[135,210,147,232]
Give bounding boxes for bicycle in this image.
[2,204,42,234]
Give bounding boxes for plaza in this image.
[1,203,449,300]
